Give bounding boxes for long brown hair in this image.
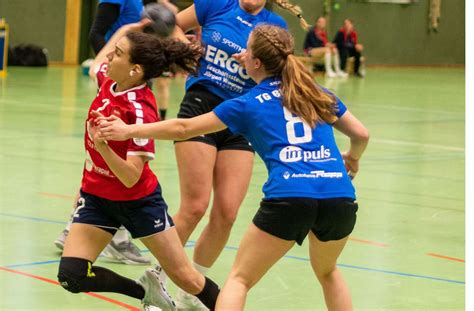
[250,25,337,127]
[126,32,202,80]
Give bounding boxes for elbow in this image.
[123,176,140,189]
[358,127,370,143]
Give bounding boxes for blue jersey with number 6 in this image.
[213,77,355,199]
[186,0,287,100]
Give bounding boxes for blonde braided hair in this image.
[270,0,310,30]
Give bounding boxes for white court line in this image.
[371,138,464,152]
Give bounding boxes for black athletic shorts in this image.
[253,197,358,245]
[72,185,174,239]
[176,84,254,152]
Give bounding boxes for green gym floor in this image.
[0,66,465,310]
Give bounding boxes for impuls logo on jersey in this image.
[279,145,332,163]
[211,31,222,42]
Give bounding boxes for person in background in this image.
[333,18,364,77]
[303,17,347,78]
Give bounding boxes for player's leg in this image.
[308,198,358,311]
[216,223,295,310]
[58,193,146,300]
[308,233,352,311]
[193,149,253,268]
[173,141,216,244]
[140,228,220,311]
[155,76,171,120]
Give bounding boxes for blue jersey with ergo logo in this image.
[213,77,356,200]
[186,0,287,100]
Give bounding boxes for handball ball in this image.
[142,3,176,37]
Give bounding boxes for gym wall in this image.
[0,0,67,62]
[0,0,465,65]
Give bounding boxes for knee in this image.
[210,206,238,229]
[57,257,90,294]
[315,265,338,284]
[178,200,209,223]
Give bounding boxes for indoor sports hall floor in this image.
[0,66,464,310]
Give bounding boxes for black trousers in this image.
[339,47,361,74]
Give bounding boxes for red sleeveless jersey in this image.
[81,63,159,200]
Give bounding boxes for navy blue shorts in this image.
[72,185,174,239]
[253,197,358,245]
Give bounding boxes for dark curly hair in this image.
[126,32,202,80]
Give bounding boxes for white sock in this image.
[333,53,343,73]
[113,226,130,244]
[324,52,334,74]
[193,262,210,275]
[65,219,73,231]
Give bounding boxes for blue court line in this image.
[0,212,67,225]
[0,213,465,285]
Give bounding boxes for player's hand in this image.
[125,18,152,33]
[96,114,131,141]
[341,152,359,179]
[87,120,107,146]
[232,50,248,68]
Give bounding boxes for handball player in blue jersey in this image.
[162,0,309,307]
[96,24,369,310]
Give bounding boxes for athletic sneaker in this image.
[336,71,349,78]
[325,70,337,78]
[138,266,177,311]
[54,229,69,250]
[175,288,209,311]
[142,304,163,311]
[101,240,151,265]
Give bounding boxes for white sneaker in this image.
[54,229,69,250]
[143,304,163,311]
[325,71,337,78]
[336,71,348,78]
[101,240,151,265]
[175,288,209,311]
[138,267,176,311]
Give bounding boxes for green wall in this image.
[0,0,67,62]
[274,0,465,65]
[0,0,465,65]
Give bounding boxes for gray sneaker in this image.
[138,266,176,311]
[101,240,151,265]
[54,229,69,250]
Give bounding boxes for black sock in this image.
[90,266,145,299]
[58,257,145,300]
[195,277,220,311]
[159,109,167,120]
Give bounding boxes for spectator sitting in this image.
[303,17,347,78]
[333,19,364,77]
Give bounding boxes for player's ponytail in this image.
[270,0,310,30]
[126,32,202,80]
[251,25,336,127]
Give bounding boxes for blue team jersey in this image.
[100,0,144,41]
[186,0,287,100]
[213,77,356,199]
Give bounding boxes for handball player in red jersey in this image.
[57,20,220,311]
